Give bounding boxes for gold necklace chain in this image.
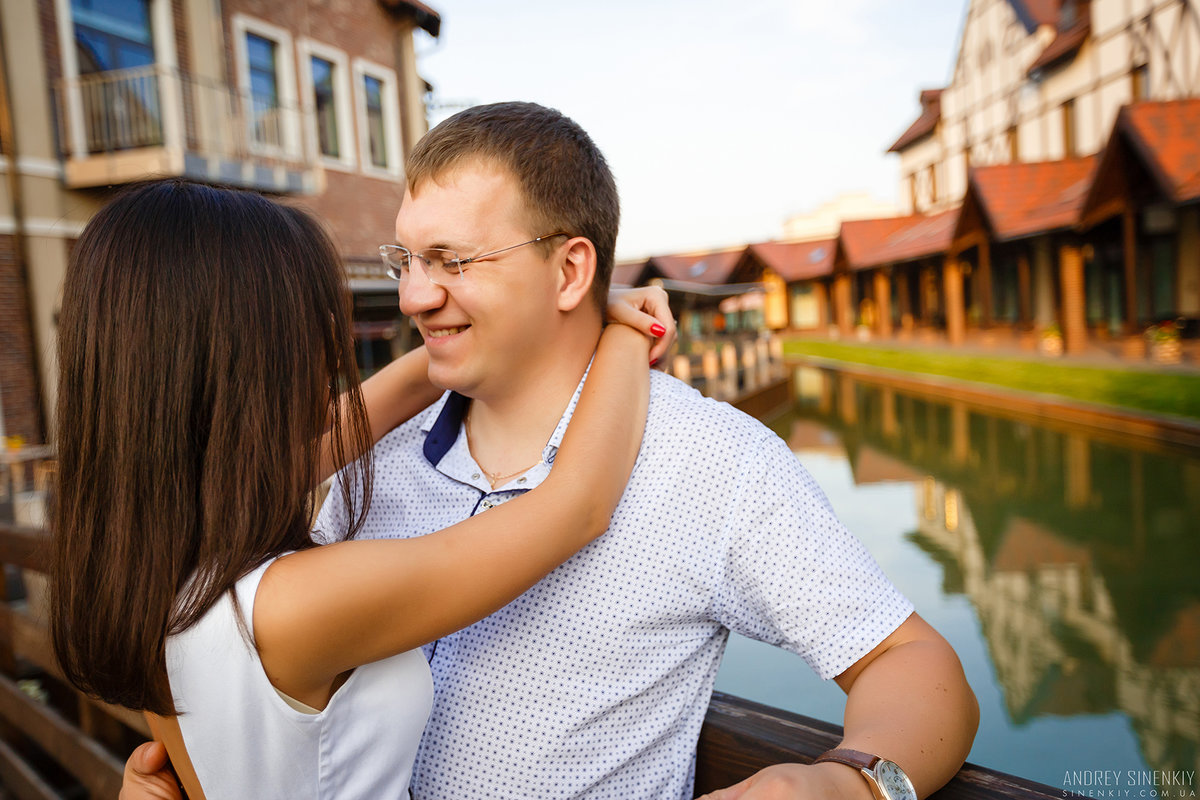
[465,411,543,489]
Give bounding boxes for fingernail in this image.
[651,357,659,366]
[650,324,666,337]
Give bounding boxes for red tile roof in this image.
[378,0,441,36]
[1121,99,1200,203]
[838,209,959,270]
[742,239,836,283]
[993,516,1090,572]
[887,89,943,153]
[1009,0,1060,29]
[612,260,651,286]
[966,157,1096,240]
[647,248,746,286]
[1148,603,1200,668]
[853,446,923,485]
[1027,17,1089,75]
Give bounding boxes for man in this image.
[124,102,976,799]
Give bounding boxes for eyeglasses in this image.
[378,233,569,285]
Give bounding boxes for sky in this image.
[413,0,969,261]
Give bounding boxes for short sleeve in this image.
[312,475,350,545]
[712,431,914,680]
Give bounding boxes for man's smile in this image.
[426,325,470,339]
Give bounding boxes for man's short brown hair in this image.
[406,102,619,312]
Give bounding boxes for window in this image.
[1062,98,1076,158]
[72,0,154,74]
[70,0,161,151]
[909,173,918,211]
[246,34,279,146]
[312,57,337,157]
[299,39,354,169]
[233,15,298,156]
[1007,125,1019,161]
[364,75,386,168]
[353,59,402,178]
[927,164,937,204]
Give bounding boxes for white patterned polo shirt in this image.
[315,369,913,799]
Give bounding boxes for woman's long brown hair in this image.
[50,180,373,715]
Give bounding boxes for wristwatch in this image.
[813,748,918,800]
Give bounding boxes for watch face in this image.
[874,759,918,800]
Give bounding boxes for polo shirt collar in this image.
[419,358,593,471]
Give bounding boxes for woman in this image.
[50,180,670,798]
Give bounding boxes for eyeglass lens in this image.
[381,247,461,284]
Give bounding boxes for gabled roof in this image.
[1027,15,1089,76]
[838,209,959,270]
[1120,99,1200,203]
[378,0,441,36]
[887,89,943,153]
[739,239,836,283]
[994,516,1089,572]
[646,247,746,286]
[852,446,923,485]
[961,157,1096,241]
[1082,99,1200,224]
[1008,0,1061,32]
[611,259,657,287]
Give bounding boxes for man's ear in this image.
[555,237,597,312]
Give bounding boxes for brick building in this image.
[0,0,439,444]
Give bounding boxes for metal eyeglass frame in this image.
[378,232,570,284]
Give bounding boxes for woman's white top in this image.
[165,558,433,799]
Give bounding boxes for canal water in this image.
[713,364,1200,790]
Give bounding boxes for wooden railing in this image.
[697,692,1069,799]
[0,522,133,799]
[0,521,1067,799]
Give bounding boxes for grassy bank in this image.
[782,339,1200,422]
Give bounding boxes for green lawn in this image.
[782,339,1200,421]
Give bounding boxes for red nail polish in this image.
[650,324,666,337]
[651,357,660,366]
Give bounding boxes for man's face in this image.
[395,161,563,400]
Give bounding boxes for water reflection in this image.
[780,366,1200,782]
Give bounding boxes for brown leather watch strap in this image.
[813,747,882,771]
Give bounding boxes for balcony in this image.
[55,65,317,193]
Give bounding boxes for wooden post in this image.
[721,344,738,399]
[951,402,970,465]
[873,269,892,339]
[833,274,852,337]
[813,282,829,330]
[741,342,758,391]
[881,387,898,438]
[1065,434,1092,509]
[897,268,913,334]
[1059,243,1087,355]
[944,258,965,345]
[671,354,691,385]
[1122,206,1139,335]
[978,240,994,327]
[1017,250,1032,327]
[837,372,857,426]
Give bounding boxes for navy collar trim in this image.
[423,391,470,466]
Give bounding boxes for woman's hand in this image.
[606,286,675,365]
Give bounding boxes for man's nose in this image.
[397,264,448,316]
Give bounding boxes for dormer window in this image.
[1060,0,1078,29]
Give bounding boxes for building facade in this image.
[895,0,1200,215]
[0,0,438,444]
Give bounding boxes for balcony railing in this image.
[55,65,314,191]
[72,65,164,152]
